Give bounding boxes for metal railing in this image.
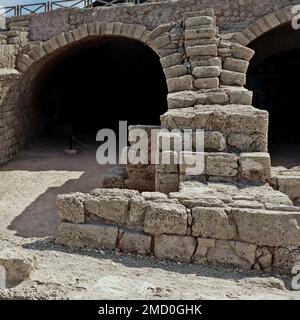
[1,0,152,17]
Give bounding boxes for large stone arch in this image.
[233,5,294,46]
[235,5,300,161]
[10,21,173,153]
[16,22,153,73]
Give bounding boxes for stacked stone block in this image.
[56,185,300,274]
[145,9,272,194]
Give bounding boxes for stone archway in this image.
[12,22,169,152]
[233,6,300,167]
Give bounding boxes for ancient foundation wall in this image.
[56,184,300,274]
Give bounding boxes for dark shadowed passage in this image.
[26,36,168,147]
[246,23,300,166]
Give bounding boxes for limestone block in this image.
[223,57,249,74]
[102,166,127,189]
[206,240,254,269]
[154,234,196,261]
[141,192,168,201]
[194,77,219,89]
[229,107,268,135]
[186,44,217,57]
[112,22,123,35]
[55,33,67,47]
[167,91,198,109]
[231,43,255,61]
[126,195,145,227]
[273,247,300,274]
[192,238,215,263]
[84,194,129,225]
[276,176,300,200]
[157,151,178,174]
[191,57,221,68]
[181,197,225,209]
[179,151,205,176]
[118,229,151,255]
[206,153,238,177]
[160,107,194,130]
[203,131,226,151]
[185,28,217,40]
[160,52,183,69]
[167,75,193,93]
[239,152,271,182]
[56,222,118,249]
[151,34,171,49]
[222,86,253,105]
[192,66,220,78]
[164,65,187,79]
[155,172,179,194]
[185,16,214,28]
[197,92,228,105]
[220,70,246,86]
[157,130,184,151]
[192,207,236,239]
[56,192,85,224]
[232,208,300,246]
[144,202,187,235]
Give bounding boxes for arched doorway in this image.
[246,22,300,167]
[19,35,168,150]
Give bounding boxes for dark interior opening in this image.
[246,23,300,166]
[29,36,168,148]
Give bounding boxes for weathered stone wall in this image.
[0,2,297,164]
[4,0,300,40]
[55,184,300,274]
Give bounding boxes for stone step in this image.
[270,166,300,201]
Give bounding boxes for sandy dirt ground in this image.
[0,139,300,300]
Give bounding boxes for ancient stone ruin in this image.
[1,1,300,274]
[55,9,299,274]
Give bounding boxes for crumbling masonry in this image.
[1,2,300,273]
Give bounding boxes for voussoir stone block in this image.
[160,52,183,68]
[144,202,187,235]
[239,152,271,182]
[164,65,187,79]
[231,43,255,61]
[220,70,246,86]
[223,57,249,73]
[154,234,196,261]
